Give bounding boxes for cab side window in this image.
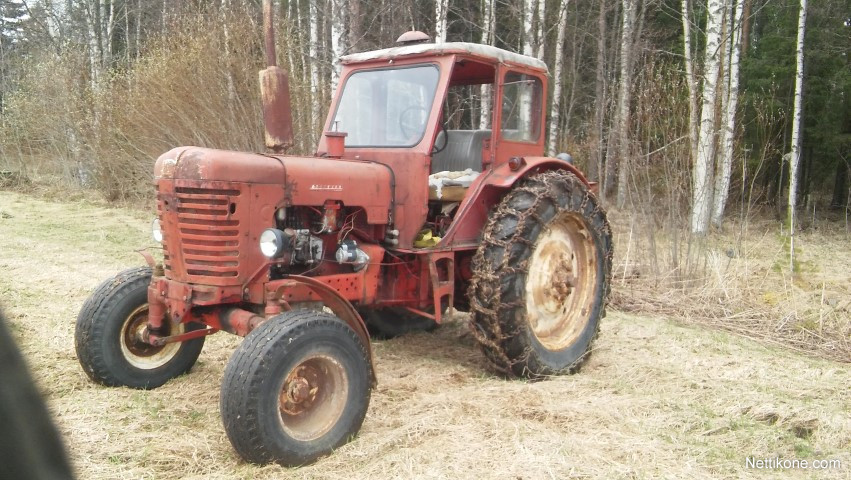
[500,72,542,143]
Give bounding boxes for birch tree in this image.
[479,0,494,129]
[85,0,102,88]
[330,0,347,93]
[435,0,448,43]
[690,0,726,234]
[309,0,320,132]
[681,0,699,165]
[615,0,637,208]
[521,0,545,58]
[711,0,745,227]
[534,0,545,60]
[788,0,807,271]
[547,0,571,155]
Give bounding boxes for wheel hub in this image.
[280,366,321,414]
[525,213,598,351]
[119,305,184,369]
[278,355,349,442]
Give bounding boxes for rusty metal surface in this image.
[147,327,218,347]
[260,0,294,152]
[278,355,349,441]
[260,67,294,153]
[262,0,277,68]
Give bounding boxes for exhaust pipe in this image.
[259,0,294,153]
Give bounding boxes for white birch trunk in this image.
[330,0,347,94]
[124,1,130,64]
[105,0,115,63]
[479,0,495,129]
[309,0,321,132]
[522,0,534,56]
[435,0,448,43]
[615,0,637,208]
[681,0,699,166]
[788,0,807,270]
[690,0,725,234]
[535,0,546,60]
[711,0,744,227]
[86,0,101,89]
[547,0,571,155]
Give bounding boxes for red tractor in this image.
[75,2,612,467]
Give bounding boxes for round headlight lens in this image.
[259,228,283,258]
[151,218,163,243]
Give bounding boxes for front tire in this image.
[220,310,372,466]
[468,171,613,378]
[75,267,206,389]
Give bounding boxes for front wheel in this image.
[468,170,613,378]
[220,310,372,466]
[75,267,206,389]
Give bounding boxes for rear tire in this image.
[220,310,372,466]
[75,267,206,389]
[468,171,613,378]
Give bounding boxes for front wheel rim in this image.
[278,355,349,442]
[525,212,599,351]
[119,304,184,369]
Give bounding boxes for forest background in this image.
[0,0,849,359]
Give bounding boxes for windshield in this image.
[332,65,440,147]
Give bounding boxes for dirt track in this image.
[0,190,848,479]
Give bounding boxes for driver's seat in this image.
[430,130,491,174]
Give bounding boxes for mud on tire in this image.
[468,170,613,378]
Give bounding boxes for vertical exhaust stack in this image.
[259,0,294,153]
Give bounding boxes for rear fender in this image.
[438,157,591,247]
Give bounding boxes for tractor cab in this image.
[317,36,551,250]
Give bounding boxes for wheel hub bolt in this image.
[287,377,311,403]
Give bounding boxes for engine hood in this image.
[155,147,393,225]
[156,147,286,184]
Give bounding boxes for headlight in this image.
[259,228,285,258]
[151,218,163,243]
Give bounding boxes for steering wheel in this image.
[432,122,449,155]
[399,106,429,140]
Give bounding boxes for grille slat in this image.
[178,216,240,227]
[184,253,239,263]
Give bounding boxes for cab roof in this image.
[341,42,548,73]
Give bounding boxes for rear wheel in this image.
[468,171,612,378]
[220,310,372,466]
[75,267,205,389]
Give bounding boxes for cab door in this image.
[492,67,547,166]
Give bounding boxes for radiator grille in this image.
[159,185,242,281]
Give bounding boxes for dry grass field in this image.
[0,190,849,479]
